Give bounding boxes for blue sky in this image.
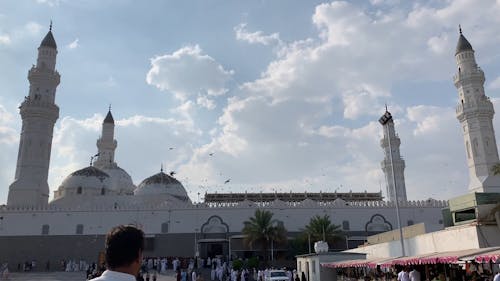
[2,0,500,203]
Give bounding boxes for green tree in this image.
[489,163,500,226]
[491,163,500,175]
[302,214,343,248]
[242,209,287,265]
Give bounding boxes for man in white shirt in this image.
[493,272,500,281]
[409,267,421,281]
[91,225,145,281]
[397,267,410,281]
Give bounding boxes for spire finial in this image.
[108,104,111,112]
[385,103,388,112]
[161,163,163,173]
[49,20,52,31]
[459,24,462,35]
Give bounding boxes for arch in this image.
[161,222,169,233]
[101,188,106,195]
[342,220,350,231]
[365,214,392,232]
[77,186,82,194]
[466,141,471,159]
[76,224,84,234]
[41,224,50,235]
[472,138,479,157]
[201,215,229,234]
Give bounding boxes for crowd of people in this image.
[0,225,306,281]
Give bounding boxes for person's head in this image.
[105,225,144,274]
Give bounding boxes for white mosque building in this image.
[4,26,495,267]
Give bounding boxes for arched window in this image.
[466,141,471,159]
[161,222,169,233]
[472,138,479,157]
[342,220,350,231]
[76,224,84,234]
[101,188,105,195]
[77,186,82,194]
[41,224,50,235]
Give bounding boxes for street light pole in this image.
[308,233,311,254]
[379,110,406,257]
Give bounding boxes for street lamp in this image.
[378,110,406,257]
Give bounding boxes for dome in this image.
[104,110,114,124]
[53,166,112,199]
[134,171,190,202]
[456,33,473,55]
[40,30,57,49]
[101,166,136,195]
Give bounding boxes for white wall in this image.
[0,202,445,236]
[345,224,499,258]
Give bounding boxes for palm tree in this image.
[490,163,500,228]
[242,209,287,264]
[491,163,500,175]
[302,214,343,248]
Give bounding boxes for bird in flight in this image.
[224,179,231,184]
[169,147,174,150]
[209,153,214,156]
[169,171,176,176]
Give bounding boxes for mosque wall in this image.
[0,203,445,236]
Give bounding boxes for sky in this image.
[2,0,500,203]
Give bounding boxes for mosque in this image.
[1,26,495,267]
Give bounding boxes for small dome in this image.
[104,110,114,124]
[456,33,473,55]
[101,166,136,195]
[40,30,57,49]
[134,172,190,202]
[54,166,111,199]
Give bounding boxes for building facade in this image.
[380,110,407,202]
[0,28,449,268]
[454,28,500,193]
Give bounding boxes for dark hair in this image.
[105,225,144,269]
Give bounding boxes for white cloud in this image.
[67,38,79,49]
[48,113,202,198]
[342,84,389,119]
[488,76,500,90]
[35,0,61,7]
[427,34,451,54]
[196,95,216,110]
[0,35,11,45]
[370,0,400,5]
[24,22,43,35]
[234,23,281,46]
[0,104,17,145]
[146,45,234,100]
[175,0,500,201]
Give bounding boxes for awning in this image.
[321,247,500,270]
[384,248,500,267]
[473,249,500,263]
[382,253,442,267]
[322,257,395,269]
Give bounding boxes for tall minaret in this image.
[380,110,408,202]
[454,27,500,193]
[7,24,60,207]
[93,108,118,169]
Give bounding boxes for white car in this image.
[265,270,289,281]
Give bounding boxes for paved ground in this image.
[4,270,181,281]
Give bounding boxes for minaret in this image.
[7,24,60,207]
[454,27,500,193]
[93,108,118,169]
[380,110,408,202]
